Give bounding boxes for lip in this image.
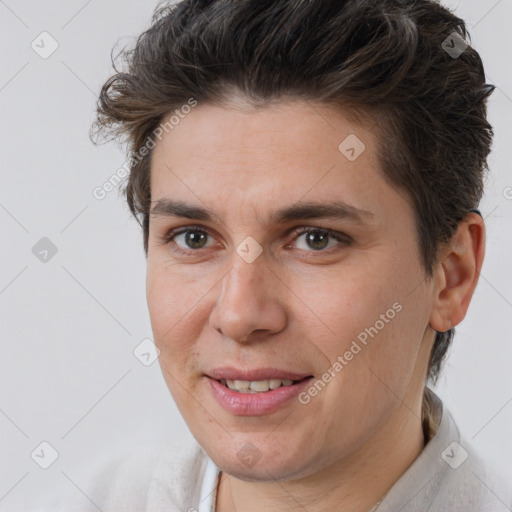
[207,367,312,381]
[206,374,314,416]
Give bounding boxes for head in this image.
[93,0,493,482]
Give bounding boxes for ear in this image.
[429,212,486,332]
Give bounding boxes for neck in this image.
[216,394,426,512]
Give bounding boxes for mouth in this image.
[206,372,315,415]
[217,377,313,393]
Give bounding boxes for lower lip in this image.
[207,377,313,416]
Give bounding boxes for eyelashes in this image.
[158,225,353,257]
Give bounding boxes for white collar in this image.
[198,455,220,512]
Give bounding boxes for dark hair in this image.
[92,0,494,388]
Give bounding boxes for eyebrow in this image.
[150,199,374,225]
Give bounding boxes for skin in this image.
[146,100,485,512]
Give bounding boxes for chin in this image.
[206,440,319,482]
[220,458,306,482]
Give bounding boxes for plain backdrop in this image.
[1,0,511,509]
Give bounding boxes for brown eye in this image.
[302,230,330,250]
[181,229,209,249]
[292,227,351,252]
[162,227,215,253]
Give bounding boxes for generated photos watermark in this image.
[92,97,198,200]
[298,301,403,405]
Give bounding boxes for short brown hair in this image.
[92,0,494,387]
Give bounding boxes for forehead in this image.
[152,100,375,167]
[149,101,407,226]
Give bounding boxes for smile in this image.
[219,378,302,393]
[207,375,314,415]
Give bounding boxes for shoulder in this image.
[46,438,208,512]
[381,392,512,512]
[440,433,512,512]
[433,395,512,511]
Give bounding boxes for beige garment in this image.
[44,390,511,512]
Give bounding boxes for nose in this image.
[208,252,287,343]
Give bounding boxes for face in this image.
[146,100,436,481]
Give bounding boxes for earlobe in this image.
[429,213,486,333]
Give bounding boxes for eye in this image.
[161,226,216,254]
[290,227,351,252]
[159,225,352,256]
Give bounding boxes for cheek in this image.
[146,264,205,361]
[295,265,395,356]
[306,254,429,395]
[147,260,197,325]
[146,268,206,412]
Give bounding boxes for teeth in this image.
[222,378,297,393]
[269,379,282,390]
[233,380,249,391]
[250,380,269,392]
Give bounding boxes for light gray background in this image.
[1,0,511,509]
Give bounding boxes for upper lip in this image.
[207,367,313,381]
